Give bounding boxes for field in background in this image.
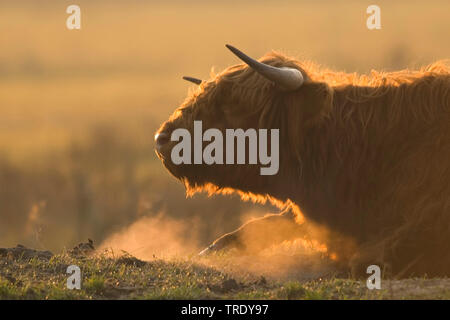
[0,0,449,270]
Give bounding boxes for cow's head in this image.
[155,45,333,198]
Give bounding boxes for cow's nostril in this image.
[155,132,170,147]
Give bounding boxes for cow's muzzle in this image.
[154,132,170,152]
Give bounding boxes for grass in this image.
[0,251,449,300]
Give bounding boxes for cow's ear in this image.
[283,82,333,128]
[278,82,333,164]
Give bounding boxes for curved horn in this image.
[182,76,202,85]
[225,44,304,91]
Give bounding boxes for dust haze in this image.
[99,211,339,281]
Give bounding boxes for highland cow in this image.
[155,45,450,278]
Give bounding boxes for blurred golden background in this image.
[0,0,449,252]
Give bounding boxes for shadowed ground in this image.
[0,243,449,299]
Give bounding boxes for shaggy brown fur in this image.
[156,51,450,278]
